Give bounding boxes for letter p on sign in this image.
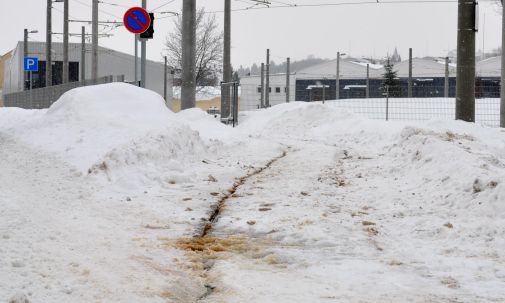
[24,57,39,72]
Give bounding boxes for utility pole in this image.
[260,63,265,108]
[408,48,413,98]
[140,0,147,88]
[81,26,86,81]
[501,0,505,127]
[221,0,232,116]
[46,0,52,87]
[366,63,370,99]
[265,49,270,107]
[92,0,98,82]
[286,57,290,103]
[164,56,168,103]
[24,29,28,91]
[336,52,340,100]
[134,35,138,84]
[63,0,69,83]
[181,0,196,109]
[456,0,477,122]
[445,57,449,98]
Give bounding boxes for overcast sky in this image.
[0,0,502,67]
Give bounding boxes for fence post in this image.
[386,85,390,121]
[260,63,265,108]
[408,48,413,98]
[286,57,290,103]
[366,64,370,99]
[233,82,239,127]
[322,80,326,104]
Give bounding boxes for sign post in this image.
[124,7,151,88]
[24,57,38,109]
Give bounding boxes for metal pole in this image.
[92,0,98,82]
[286,57,290,103]
[46,0,52,87]
[140,0,147,88]
[181,0,196,109]
[260,63,265,108]
[30,71,33,109]
[408,47,413,98]
[24,29,28,91]
[456,0,476,122]
[366,63,370,99]
[336,52,340,100]
[81,26,86,81]
[445,57,449,98]
[63,0,69,83]
[221,0,232,116]
[501,0,505,127]
[135,35,138,84]
[164,56,168,103]
[265,49,270,107]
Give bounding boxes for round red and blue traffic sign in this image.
[124,7,151,34]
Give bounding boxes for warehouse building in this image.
[2,41,170,98]
[240,56,502,106]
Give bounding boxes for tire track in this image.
[172,149,289,301]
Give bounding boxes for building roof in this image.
[476,56,501,78]
[393,57,456,78]
[297,58,376,79]
[297,56,502,79]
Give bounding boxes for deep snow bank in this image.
[240,102,505,217]
[0,83,217,175]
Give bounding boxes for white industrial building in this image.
[240,56,502,103]
[240,73,296,110]
[2,41,171,99]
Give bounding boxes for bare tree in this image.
[165,8,223,87]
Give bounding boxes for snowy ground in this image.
[1,84,504,302]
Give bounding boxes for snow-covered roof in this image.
[297,59,372,79]
[392,58,456,78]
[476,56,501,77]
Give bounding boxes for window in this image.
[269,87,272,93]
[276,87,281,93]
[257,87,261,93]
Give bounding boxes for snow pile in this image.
[389,125,505,215]
[172,86,221,101]
[241,102,505,217]
[1,83,219,179]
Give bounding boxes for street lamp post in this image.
[336,52,346,100]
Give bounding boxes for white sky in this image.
[0,0,502,67]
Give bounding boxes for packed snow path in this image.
[177,137,505,302]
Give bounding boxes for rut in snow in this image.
[198,150,288,238]
[174,149,289,301]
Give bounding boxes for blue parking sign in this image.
[24,57,38,72]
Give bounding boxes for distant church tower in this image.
[391,47,402,63]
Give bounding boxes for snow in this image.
[172,86,221,101]
[1,84,505,302]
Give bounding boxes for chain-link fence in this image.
[325,98,500,127]
[239,82,502,127]
[3,75,124,109]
